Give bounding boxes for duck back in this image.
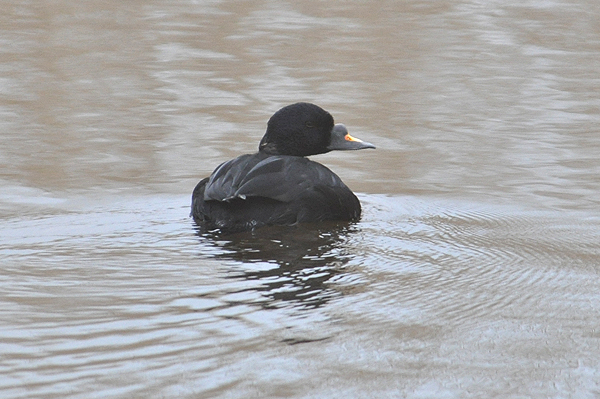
[191,152,361,233]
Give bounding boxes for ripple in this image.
[339,194,600,329]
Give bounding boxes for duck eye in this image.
[305,121,314,128]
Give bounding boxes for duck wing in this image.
[203,153,348,203]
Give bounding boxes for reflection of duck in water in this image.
[191,102,375,234]
[198,223,357,310]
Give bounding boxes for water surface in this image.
[1,1,600,398]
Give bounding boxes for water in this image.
[1,1,600,398]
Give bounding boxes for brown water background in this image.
[1,1,600,398]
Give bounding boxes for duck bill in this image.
[327,124,376,151]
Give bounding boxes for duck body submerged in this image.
[192,152,360,232]
[191,102,375,233]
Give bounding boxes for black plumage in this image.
[191,102,375,233]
